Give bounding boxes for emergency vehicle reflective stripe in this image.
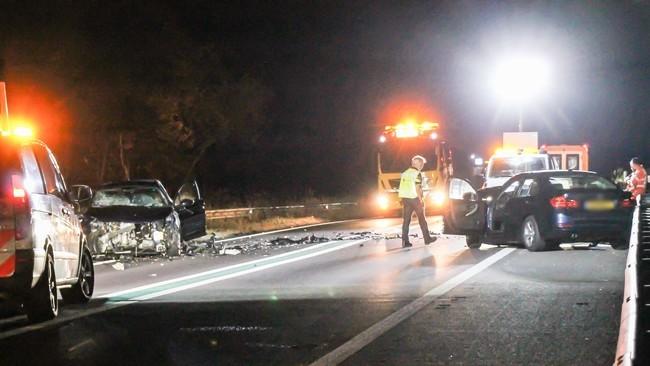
[398,168,420,199]
[0,229,15,277]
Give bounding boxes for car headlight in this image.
[430,191,446,206]
[152,230,165,243]
[376,194,390,210]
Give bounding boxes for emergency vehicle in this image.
[541,144,590,171]
[484,149,557,188]
[374,120,452,214]
[483,132,559,188]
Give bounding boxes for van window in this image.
[20,147,45,194]
[33,146,59,196]
[567,154,580,170]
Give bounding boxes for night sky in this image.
[1,1,649,202]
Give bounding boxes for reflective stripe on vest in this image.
[398,168,421,199]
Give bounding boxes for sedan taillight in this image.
[550,196,579,209]
[621,198,635,208]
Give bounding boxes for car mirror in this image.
[462,192,477,202]
[178,198,195,208]
[69,185,93,204]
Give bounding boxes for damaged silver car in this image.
[80,180,206,256]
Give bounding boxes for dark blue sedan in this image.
[444,171,635,251]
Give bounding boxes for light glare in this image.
[491,55,550,103]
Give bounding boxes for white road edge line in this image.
[100,221,424,298]
[0,238,368,341]
[1,218,436,340]
[309,247,517,366]
[129,238,368,301]
[102,238,365,298]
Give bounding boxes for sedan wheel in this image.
[521,216,547,252]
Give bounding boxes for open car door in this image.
[443,177,485,236]
[174,180,207,241]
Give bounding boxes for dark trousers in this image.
[402,198,432,244]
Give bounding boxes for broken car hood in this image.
[85,206,173,223]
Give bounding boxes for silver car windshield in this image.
[91,186,168,208]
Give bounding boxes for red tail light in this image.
[550,196,579,209]
[621,198,635,208]
[10,175,29,240]
[11,175,26,203]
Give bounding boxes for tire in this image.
[61,249,94,304]
[25,251,59,322]
[521,216,547,252]
[466,233,482,249]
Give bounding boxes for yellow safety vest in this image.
[398,167,421,199]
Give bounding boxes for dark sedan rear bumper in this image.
[545,213,632,243]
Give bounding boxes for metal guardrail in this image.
[205,202,358,220]
[615,195,650,366]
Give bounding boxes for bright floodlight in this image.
[490,55,550,103]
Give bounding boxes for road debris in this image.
[96,227,443,267]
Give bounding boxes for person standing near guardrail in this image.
[626,157,647,202]
[398,155,436,248]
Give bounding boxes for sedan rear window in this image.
[92,186,168,208]
[548,175,616,190]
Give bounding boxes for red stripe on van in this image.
[0,254,15,277]
[0,229,14,250]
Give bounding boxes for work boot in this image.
[425,237,438,245]
[402,242,413,248]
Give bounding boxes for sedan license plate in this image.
[585,200,616,211]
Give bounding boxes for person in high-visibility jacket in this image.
[399,155,436,248]
[626,157,647,202]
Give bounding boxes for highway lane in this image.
[0,217,626,365]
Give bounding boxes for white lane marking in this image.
[129,239,368,301]
[309,247,516,366]
[1,217,436,340]
[0,238,367,341]
[93,259,117,266]
[102,239,364,299]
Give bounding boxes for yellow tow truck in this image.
[374,120,453,215]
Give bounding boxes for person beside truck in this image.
[398,155,436,248]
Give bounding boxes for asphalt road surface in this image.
[0,217,626,365]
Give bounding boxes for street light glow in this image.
[490,55,551,104]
